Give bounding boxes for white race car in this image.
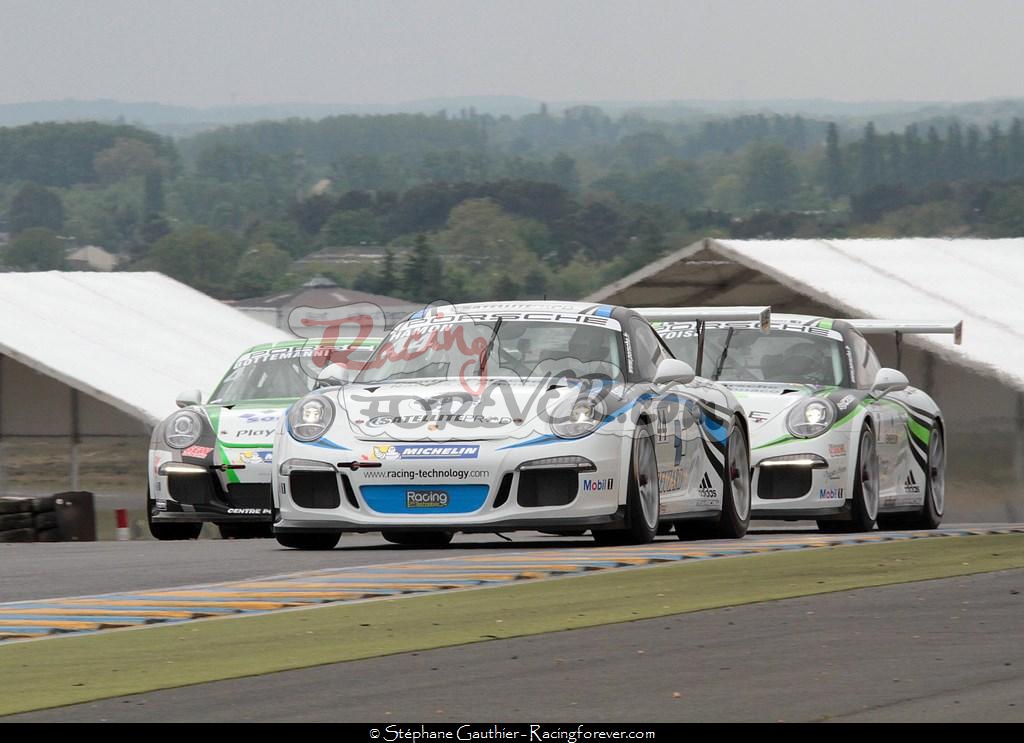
[271,301,755,549]
[645,309,961,532]
[148,338,378,540]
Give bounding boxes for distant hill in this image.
[2,97,1024,137]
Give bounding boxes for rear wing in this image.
[846,320,963,345]
[636,306,771,376]
[846,319,963,368]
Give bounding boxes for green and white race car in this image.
[147,338,379,540]
[644,309,961,532]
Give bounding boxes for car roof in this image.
[409,301,619,320]
[239,337,381,354]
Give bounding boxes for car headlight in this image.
[551,396,607,439]
[164,410,203,449]
[288,395,335,442]
[786,399,837,438]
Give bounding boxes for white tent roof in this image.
[589,238,1024,392]
[0,272,289,425]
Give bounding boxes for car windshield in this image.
[356,319,624,384]
[210,344,379,403]
[658,326,849,386]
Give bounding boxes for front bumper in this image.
[750,436,853,519]
[273,436,627,533]
[149,460,274,524]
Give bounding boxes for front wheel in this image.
[218,523,274,539]
[147,490,202,540]
[593,423,659,546]
[381,530,454,548]
[275,532,341,550]
[149,521,202,541]
[818,426,878,533]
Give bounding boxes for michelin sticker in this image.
[371,444,480,461]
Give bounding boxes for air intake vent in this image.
[492,473,514,508]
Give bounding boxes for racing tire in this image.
[877,425,944,530]
[147,490,202,541]
[676,418,751,540]
[149,521,202,541]
[818,425,879,533]
[381,530,454,548]
[593,423,659,546]
[218,523,274,539]
[275,532,341,550]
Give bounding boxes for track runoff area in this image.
[0,526,1022,719]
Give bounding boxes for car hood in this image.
[336,378,621,442]
[721,382,824,432]
[205,399,295,447]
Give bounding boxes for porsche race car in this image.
[645,309,961,532]
[271,301,756,549]
[147,337,379,540]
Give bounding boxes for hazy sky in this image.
[2,0,1022,106]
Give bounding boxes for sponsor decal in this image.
[231,450,273,465]
[233,347,317,369]
[406,490,450,508]
[622,333,635,374]
[836,394,856,412]
[698,472,718,500]
[828,444,846,457]
[825,466,846,481]
[227,507,272,515]
[748,410,770,423]
[367,414,512,427]
[655,319,843,341]
[658,467,686,491]
[885,433,899,445]
[818,487,845,501]
[229,428,277,439]
[581,478,614,492]
[182,445,214,459]
[370,444,480,461]
[904,471,921,494]
[154,500,167,510]
[237,411,281,422]
[363,468,489,482]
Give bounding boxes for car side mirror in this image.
[870,368,909,398]
[654,358,696,386]
[315,363,361,389]
[175,389,202,408]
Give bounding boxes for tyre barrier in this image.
[0,492,94,543]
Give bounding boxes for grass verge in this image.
[1,533,1022,716]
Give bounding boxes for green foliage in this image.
[0,122,175,187]
[232,242,292,297]
[8,182,65,234]
[742,141,800,208]
[141,226,241,297]
[319,209,384,246]
[402,234,444,303]
[4,228,67,270]
[94,138,165,183]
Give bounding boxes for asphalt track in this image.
[0,523,1014,603]
[6,568,1022,722]
[2,526,1019,642]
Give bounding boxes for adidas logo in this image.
[698,472,718,499]
[905,471,921,494]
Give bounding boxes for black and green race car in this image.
[147,337,379,540]
[644,311,960,533]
